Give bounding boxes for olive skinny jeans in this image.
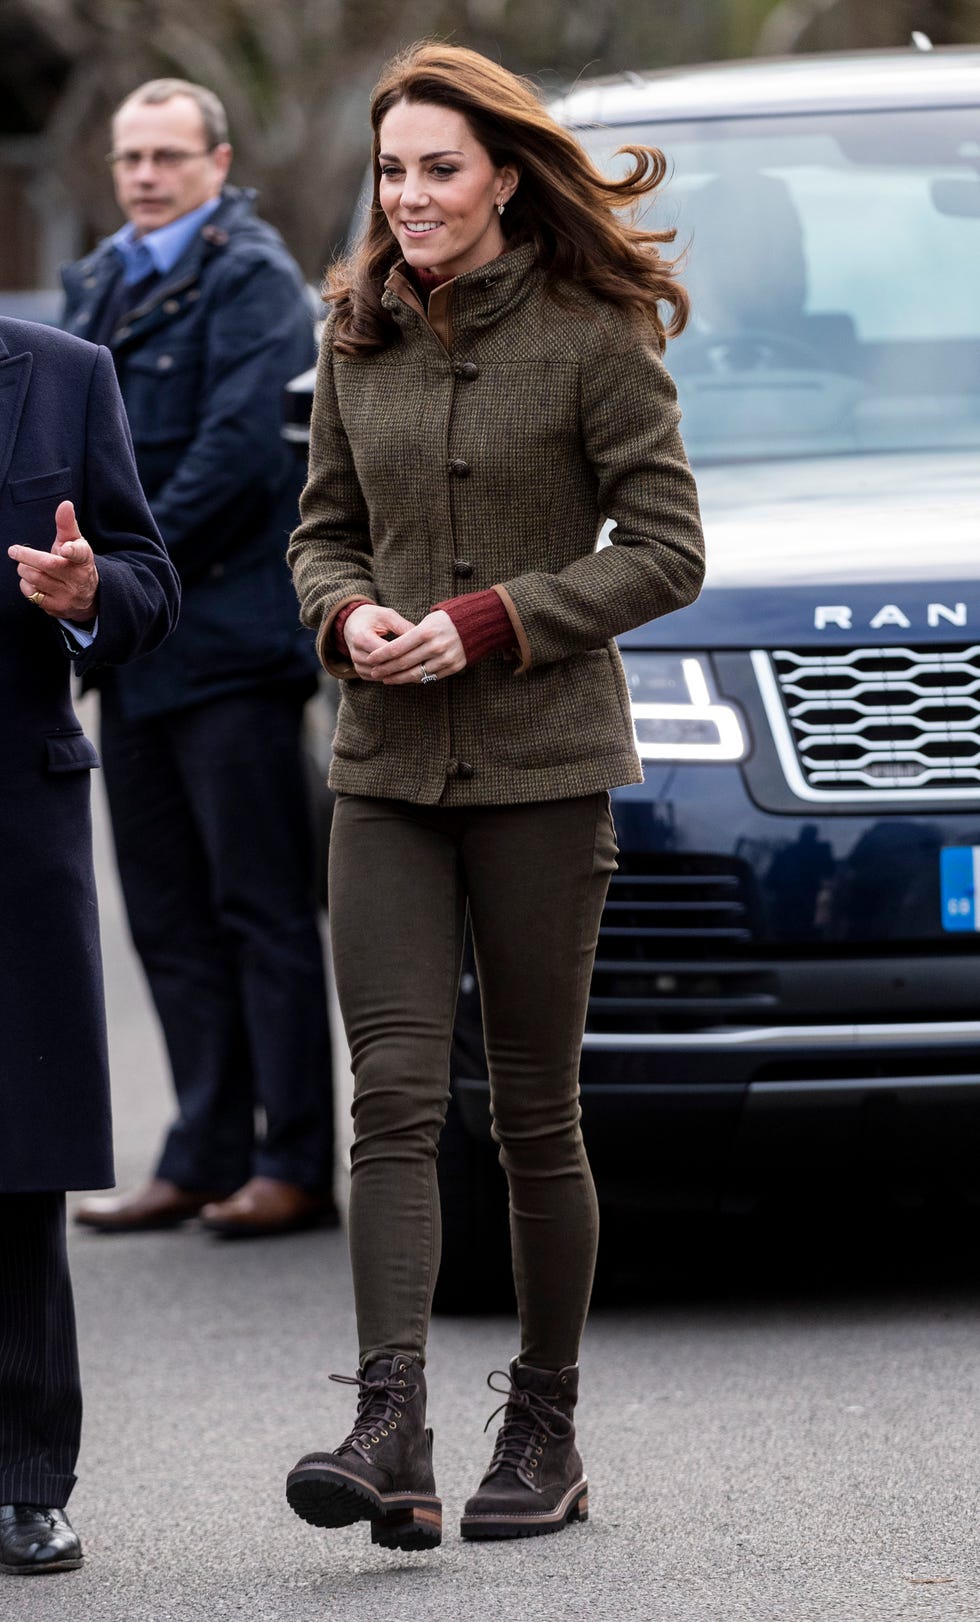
[329,791,617,1371]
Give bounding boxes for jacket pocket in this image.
[123,343,202,445]
[10,468,72,504]
[490,646,632,769]
[45,732,101,773]
[333,681,384,761]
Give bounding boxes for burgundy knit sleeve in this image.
[433,588,517,666]
[332,599,370,661]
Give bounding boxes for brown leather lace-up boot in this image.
[286,1354,441,1550]
[460,1359,588,1540]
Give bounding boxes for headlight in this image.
[622,653,747,762]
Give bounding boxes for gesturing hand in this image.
[9,501,100,625]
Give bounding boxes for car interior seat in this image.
[676,171,858,373]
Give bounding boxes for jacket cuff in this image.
[490,584,533,674]
[433,588,516,666]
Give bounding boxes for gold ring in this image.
[29,590,46,606]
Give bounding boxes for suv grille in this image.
[587,855,772,1031]
[767,644,980,796]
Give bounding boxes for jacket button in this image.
[449,459,470,478]
[83,276,98,289]
[454,560,474,578]
[446,758,459,777]
[163,298,180,314]
[456,361,479,381]
[457,761,475,780]
[157,354,174,370]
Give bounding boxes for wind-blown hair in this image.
[328,42,688,356]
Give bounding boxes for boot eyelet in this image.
[370,1434,379,1443]
[390,1421,397,1429]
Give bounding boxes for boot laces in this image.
[329,1365,416,1451]
[483,1368,572,1475]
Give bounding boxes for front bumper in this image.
[453,758,980,1203]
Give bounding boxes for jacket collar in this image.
[382,240,539,353]
[61,186,262,352]
[62,185,257,305]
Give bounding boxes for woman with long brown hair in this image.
[285,40,704,1551]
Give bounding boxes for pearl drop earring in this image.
[497,200,506,216]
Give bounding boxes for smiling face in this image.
[111,94,232,235]
[377,100,519,280]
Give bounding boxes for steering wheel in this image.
[676,328,828,373]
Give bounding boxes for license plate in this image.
[940,846,980,932]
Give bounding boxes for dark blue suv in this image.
[288,46,980,1305]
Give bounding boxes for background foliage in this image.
[1,0,978,276]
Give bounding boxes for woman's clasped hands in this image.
[344,602,466,685]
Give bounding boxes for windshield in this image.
[577,108,980,464]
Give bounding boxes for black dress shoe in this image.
[0,1505,83,1574]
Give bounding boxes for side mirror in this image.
[282,366,316,446]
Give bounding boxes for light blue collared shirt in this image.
[59,617,98,652]
[112,195,221,285]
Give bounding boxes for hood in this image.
[624,449,980,649]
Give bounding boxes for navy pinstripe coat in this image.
[0,318,179,1191]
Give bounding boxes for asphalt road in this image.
[7,693,980,1621]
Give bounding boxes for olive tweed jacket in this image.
[288,242,705,807]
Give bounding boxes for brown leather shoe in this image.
[74,1178,224,1233]
[200,1177,338,1238]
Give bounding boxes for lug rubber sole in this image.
[286,1462,442,1551]
[460,1479,589,1541]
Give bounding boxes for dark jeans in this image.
[0,1195,81,1507]
[100,683,334,1194]
[329,792,617,1371]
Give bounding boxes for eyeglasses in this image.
[106,147,215,171]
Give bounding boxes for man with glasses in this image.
[64,80,336,1239]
